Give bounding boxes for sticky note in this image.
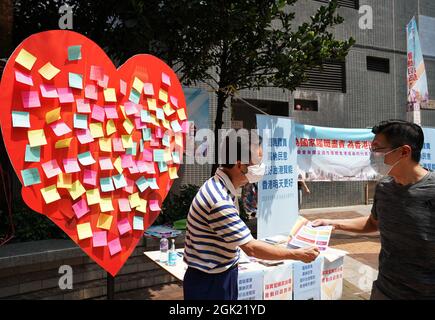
[83,169,97,186]
[117,218,132,236]
[135,176,148,192]
[158,161,168,173]
[40,84,58,98]
[127,161,139,174]
[76,99,91,113]
[121,135,133,148]
[121,154,134,168]
[129,88,141,104]
[12,111,30,128]
[69,72,83,89]
[15,48,36,70]
[162,134,171,148]
[108,238,122,256]
[40,185,61,204]
[153,149,165,162]
[177,108,187,120]
[73,114,88,129]
[68,45,82,61]
[57,173,72,189]
[90,65,104,81]
[136,199,147,213]
[169,167,179,180]
[141,110,151,123]
[124,102,138,115]
[25,145,40,162]
[156,108,165,120]
[98,74,109,88]
[76,128,94,144]
[163,149,172,162]
[163,103,175,116]
[147,98,157,110]
[77,223,92,241]
[41,159,62,178]
[124,178,135,194]
[161,72,171,86]
[86,188,101,205]
[72,198,90,219]
[68,180,86,200]
[112,138,125,152]
[106,119,117,136]
[133,216,144,230]
[89,122,104,138]
[78,151,96,166]
[149,199,161,211]
[118,198,131,212]
[100,198,114,212]
[123,119,134,134]
[112,174,127,189]
[158,89,168,103]
[21,168,41,187]
[100,177,115,192]
[97,213,113,230]
[58,88,75,103]
[15,70,33,86]
[28,129,47,147]
[104,105,118,119]
[38,62,60,80]
[170,96,179,108]
[171,120,182,133]
[142,128,152,142]
[120,79,127,95]
[50,121,71,137]
[144,162,156,174]
[143,83,154,95]
[99,157,113,170]
[175,133,183,146]
[99,138,112,152]
[55,137,73,149]
[131,77,143,94]
[125,142,137,156]
[93,231,107,247]
[128,192,141,208]
[162,119,170,130]
[104,88,117,102]
[172,152,180,164]
[22,91,40,108]
[113,157,123,174]
[147,178,159,189]
[45,107,61,124]
[85,84,98,100]
[91,105,105,122]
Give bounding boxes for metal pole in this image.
[107,272,115,300]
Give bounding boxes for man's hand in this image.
[311,219,337,230]
[292,246,320,263]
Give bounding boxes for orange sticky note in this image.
[97,213,113,230]
[15,48,37,71]
[46,107,61,124]
[136,199,147,213]
[57,173,72,188]
[55,137,73,149]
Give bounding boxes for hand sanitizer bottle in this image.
[159,236,168,264]
[168,239,177,266]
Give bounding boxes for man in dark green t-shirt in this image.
[313,120,435,300]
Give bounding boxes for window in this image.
[294,99,318,112]
[298,60,346,93]
[314,0,359,9]
[366,56,390,73]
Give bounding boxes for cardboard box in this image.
[320,248,347,300]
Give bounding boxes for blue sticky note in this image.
[171,120,182,132]
[112,174,127,189]
[100,177,115,192]
[135,176,148,192]
[153,149,165,162]
[12,111,30,128]
[129,88,140,104]
[158,161,168,173]
[156,108,165,120]
[142,128,151,141]
[141,110,151,123]
[78,151,95,165]
[21,168,41,187]
[68,45,82,61]
[25,145,40,162]
[125,142,137,156]
[172,151,180,164]
[133,216,144,230]
[147,178,159,189]
[139,139,144,153]
[162,134,171,147]
[69,72,83,89]
[73,114,88,129]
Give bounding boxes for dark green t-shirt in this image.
[372,171,435,300]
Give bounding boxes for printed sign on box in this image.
[263,262,293,300]
[292,257,322,300]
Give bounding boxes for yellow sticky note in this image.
[99,138,112,152]
[57,173,72,188]
[46,107,61,124]
[163,103,175,116]
[168,167,178,180]
[86,188,101,205]
[159,89,168,103]
[162,119,170,130]
[77,223,93,240]
[136,199,147,213]
[163,148,172,161]
[114,157,123,174]
[147,98,157,111]
[106,119,117,136]
[38,62,60,80]
[15,48,37,71]
[150,115,159,127]
[28,129,47,147]
[132,77,144,93]
[40,185,61,204]
[177,108,187,121]
[129,192,141,208]
[121,135,133,148]
[103,88,117,102]
[68,180,86,200]
[175,133,183,147]
[100,197,114,212]
[123,119,134,134]
[90,122,104,138]
[119,105,127,119]
[97,213,113,230]
[55,137,73,149]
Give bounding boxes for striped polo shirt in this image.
[184,168,253,274]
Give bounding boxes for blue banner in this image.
[421,127,435,171]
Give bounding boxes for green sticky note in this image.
[73,113,88,129]
[153,149,165,162]
[112,174,127,189]
[142,128,151,141]
[125,142,137,156]
[12,111,30,128]
[21,168,41,186]
[68,45,82,61]
[158,161,168,173]
[25,145,40,162]
[135,176,148,192]
[69,72,83,89]
[129,88,140,104]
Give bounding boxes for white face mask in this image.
[370,147,402,177]
[245,163,266,184]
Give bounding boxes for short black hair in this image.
[372,120,424,163]
[219,131,263,169]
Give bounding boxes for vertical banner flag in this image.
[421,127,435,171]
[256,115,298,239]
[407,17,429,125]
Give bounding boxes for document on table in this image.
[287,217,332,251]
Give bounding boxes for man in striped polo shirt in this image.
[183,134,320,300]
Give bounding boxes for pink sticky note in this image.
[98,74,109,88]
[76,99,91,113]
[108,238,122,256]
[124,102,138,115]
[104,105,118,119]
[136,160,147,173]
[150,137,160,147]
[15,70,33,86]
[143,83,154,96]
[149,199,161,211]
[170,96,179,108]
[120,79,127,96]
[123,178,134,194]
[90,65,104,81]
[181,121,189,133]
[93,231,107,248]
[134,117,147,129]
[40,84,59,98]
[118,198,131,212]
[155,127,163,139]
[112,138,125,152]
[99,157,114,170]
[76,128,94,144]
[83,169,97,186]
[85,84,98,100]
[143,148,153,162]
[72,198,90,219]
[121,154,134,168]
[50,121,72,136]
[91,104,105,122]
[22,91,41,108]
[117,218,132,236]
[161,72,171,86]
[41,159,62,178]
[58,88,75,104]
[63,158,81,173]
[128,162,139,174]
[144,162,156,174]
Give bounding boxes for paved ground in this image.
[118,205,380,300]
